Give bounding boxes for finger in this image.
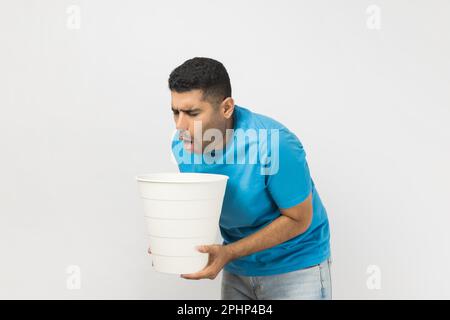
[180,268,211,280]
[196,245,210,253]
[148,247,152,254]
[180,272,208,280]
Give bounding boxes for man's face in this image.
[171,89,227,154]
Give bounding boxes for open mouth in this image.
[180,136,194,151]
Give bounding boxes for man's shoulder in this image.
[236,105,286,131]
[240,106,299,140]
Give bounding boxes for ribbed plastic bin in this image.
[136,172,228,274]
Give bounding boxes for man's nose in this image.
[175,112,189,131]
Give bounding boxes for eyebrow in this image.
[171,107,201,113]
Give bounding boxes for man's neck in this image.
[212,113,235,152]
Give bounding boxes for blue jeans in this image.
[221,258,332,300]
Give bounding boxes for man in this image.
[150,57,332,300]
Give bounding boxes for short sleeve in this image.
[265,128,312,209]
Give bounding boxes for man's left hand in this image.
[180,244,234,280]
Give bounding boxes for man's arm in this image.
[179,193,313,280]
[226,193,313,261]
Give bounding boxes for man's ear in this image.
[222,97,235,119]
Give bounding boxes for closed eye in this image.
[172,109,199,117]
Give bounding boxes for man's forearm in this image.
[225,215,310,261]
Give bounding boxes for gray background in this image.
[1,0,449,299]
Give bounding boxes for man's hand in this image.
[180,244,234,280]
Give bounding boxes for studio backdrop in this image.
[1,0,449,299]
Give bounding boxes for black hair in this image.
[168,57,232,106]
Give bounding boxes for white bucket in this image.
[136,172,228,274]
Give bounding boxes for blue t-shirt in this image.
[171,105,331,276]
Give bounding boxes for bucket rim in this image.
[136,172,229,184]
